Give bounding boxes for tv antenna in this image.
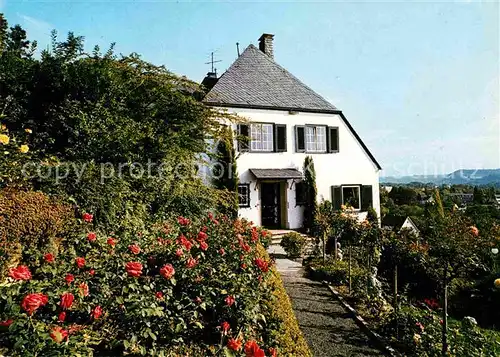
[205,51,222,75]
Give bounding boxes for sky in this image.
[1,0,498,177]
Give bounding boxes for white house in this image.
[202,34,381,229]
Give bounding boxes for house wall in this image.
[226,107,380,229]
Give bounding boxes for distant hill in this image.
[381,169,500,186]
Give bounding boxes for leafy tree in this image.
[303,156,317,233]
[0,16,226,231]
[212,126,239,218]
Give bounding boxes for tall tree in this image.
[212,126,239,218]
[303,156,317,233]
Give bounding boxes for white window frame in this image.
[238,184,251,208]
[250,123,274,152]
[305,125,327,153]
[342,185,361,210]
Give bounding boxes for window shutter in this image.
[238,124,249,152]
[275,124,287,152]
[295,125,305,152]
[331,186,342,210]
[361,185,373,211]
[328,127,339,153]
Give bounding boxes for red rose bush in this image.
[0,214,279,356]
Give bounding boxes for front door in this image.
[261,182,281,228]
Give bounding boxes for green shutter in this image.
[331,186,342,210]
[328,127,339,153]
[295,125,305,152]
[361,185,373,211]
[275,124,287,152]
[238,124,249,152]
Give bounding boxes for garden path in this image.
[273,254,386,357]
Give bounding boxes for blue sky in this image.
[1,0,498,176]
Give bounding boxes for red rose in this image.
[219,248,225,256]
[227,337,242,351]
[87,232,97,242]
[21,293,48,315]
[125,261,143,277]
[201,226,208,232]
[92,306,103,320]
[186,257,198,269]
[8,265,32,281]
[213,219,219,225]
[88,269,95,276]
[44,253,55,263]
[197,231,207,241]
[255,258,269,273]
[58,311,66,322]
[194,296,202,304]
[220,321,230,335]
[60,292,74,310]
[107,237,116,247]
[245,340,265,357]
[50,326,69,343]
[208,212,213,220]
[78,282,89,297]
[176,248,184,257]
[160,264,175,279]
[200,241,209,251]
[75,257,85,269]
[178,235,193,251]
[177,216,190,226]
[155,291,164,299]
[470,226,479,237]
[268,347,277,357]
[0,319,13,327]
[82,213,93,223]
[128,244,141,255]
[241,263,247,270]
[225,295,235,307]
[65,273,74,284]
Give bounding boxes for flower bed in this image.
[0,212,309,356]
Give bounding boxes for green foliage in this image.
[380,305,500,356]
[0,214,285,356]
[303,156,317,233]
[280,232,306,258]
[212,126,239,219]
[0,16,227,231]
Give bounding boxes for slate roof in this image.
[250,168,303,180]
[203,44,338,112]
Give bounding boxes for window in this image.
[305,126,327,152]
[328,127,339,153]
[342,186,361,210]
[238,184,251,208]
[295,181,306,206]
[250,123,274,152]
[331,185,372,211]
[274,124,287,152]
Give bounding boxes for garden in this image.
[0,15,311,356]
[302,194,500,356]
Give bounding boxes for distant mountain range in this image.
[381,169,500,186]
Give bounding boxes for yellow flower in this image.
[19,144,29,153]
[0,134,9,145]
[1,124,6,131]
[25,128,32,134]
[494,278,500,289]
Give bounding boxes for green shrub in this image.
[0,215,287,356]
[0,188,75,279]
[280,232,306,258]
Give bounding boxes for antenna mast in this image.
[205,51,222,75]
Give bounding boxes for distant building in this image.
[381,185,393,193]
[448,193,474,206]
[382,215,420,236]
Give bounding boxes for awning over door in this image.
[249,168,302,180]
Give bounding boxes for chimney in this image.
[201,72,218,91]
[258,33,274,59]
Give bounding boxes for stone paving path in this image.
[273,252,385,357]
